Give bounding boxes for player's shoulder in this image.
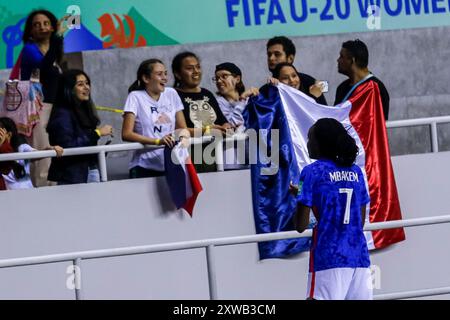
[347,163,364,175]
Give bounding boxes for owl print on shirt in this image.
[184,96,217,128]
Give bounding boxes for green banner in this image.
[1,0,450,69]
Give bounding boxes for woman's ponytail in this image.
[128,80,142,93]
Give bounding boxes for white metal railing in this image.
[0,215,449,300]
[386,115,450,153]
[0,115,449,180]
[0,134,248,181]
[374,286,450,300]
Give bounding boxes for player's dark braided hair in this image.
[312,118,358,167]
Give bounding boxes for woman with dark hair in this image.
[291,118,372,300]
[122,59,188,178]
[21,9,65,93]
[213,62,258,132]
[213,62,258,170]
[46,70,113,185]
[171,52,233,172]
[171,51,231,136]
[20,10,67,187]
[0,117,62,190]
[0,127,14,191]
[271,63,327,105]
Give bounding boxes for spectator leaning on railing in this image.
[0,127,14,190]
[0,117,63,190]
[172,51,232,172]
[121,59,189,179]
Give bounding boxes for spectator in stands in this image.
[172,51,231,136]
[21,10,67,187]
[46,70,113,185]
[122,59,189,178]
[0,117,63,190]
[334,39,389,120]
[172,52,232,172]
[0,127,14,191]
[213,62,258,133]
[266,36,327,105]
[270,63,327,105]
[213,62,257,170]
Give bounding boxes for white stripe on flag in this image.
[172,144,193,199]
[277,84,374,248]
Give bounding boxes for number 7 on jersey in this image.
[339,188,353,224]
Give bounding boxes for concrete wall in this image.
[0,152,449,299]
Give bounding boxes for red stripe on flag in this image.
[349,81,406,249]
[183,158,203,216]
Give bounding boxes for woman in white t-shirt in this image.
[122,59,189,178]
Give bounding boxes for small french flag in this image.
[164,144,203,216]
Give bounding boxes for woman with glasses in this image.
[213,62,258,134]
[213,62,258,170]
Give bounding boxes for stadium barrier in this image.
[0,215,449,300]
[1,115,450,179]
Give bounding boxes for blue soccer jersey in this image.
[297,159,371,272]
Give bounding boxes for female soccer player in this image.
[293,118,372,300]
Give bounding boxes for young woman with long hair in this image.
[122,59,188,178]
[46,70,113,185]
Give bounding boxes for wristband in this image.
[204,125,211,134]
[155,139,161,145]
[95,129,101,137]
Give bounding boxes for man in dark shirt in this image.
[334,39,390,120]
[266,36,327,105]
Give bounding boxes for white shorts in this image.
[307,267,373,300]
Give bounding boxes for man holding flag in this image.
[333,39,404,249]
[335,39,390,121]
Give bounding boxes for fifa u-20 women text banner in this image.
[1,0,450,69]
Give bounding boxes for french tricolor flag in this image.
[277,82,406,250]
[164,144,203,216]
[245,83,405,259]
